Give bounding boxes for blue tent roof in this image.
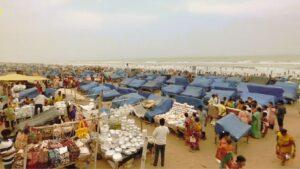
[127,79,147,89]
[205,89,237,100]
[240,92,275,106]
[144,99,173,122]
[154,76,167,83]
[274,82,298,101]
[211,82,237,91]
[162,84,185,96]
[80,82,98,91]
[116,87,137,95]
[190,77,213,88]
[18,87,38,100]
[180,85,205,98]
[121,77,135,86]
[88,85,111,96]
[102,90,121,101]
[175,95,203,108]
[215,113,251,141]
[112,93,145,108]
[166,76,188,86]
[141,81,162,90]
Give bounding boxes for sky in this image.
[0,0,300,62]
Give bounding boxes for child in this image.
[261,112,269,137]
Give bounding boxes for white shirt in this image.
[34,94,47,105]
[152,126,169,145]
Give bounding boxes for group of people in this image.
[184,112,203,151]
[207,94,297,166]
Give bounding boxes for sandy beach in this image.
[74,101,300,169]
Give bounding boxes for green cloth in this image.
[220,152,234,169]
[251,111,262,139]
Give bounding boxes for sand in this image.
[89,102,300,169]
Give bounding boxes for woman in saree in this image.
[216,132,235,163]
[190,117,201,151]
[251,107,262,139]
[184,112,193,145]
[276,129,296,166]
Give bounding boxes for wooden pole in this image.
[140,129,148,169]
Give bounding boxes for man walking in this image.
[276,101,286,130]
[34,92,47,115]
[153,118,169,167]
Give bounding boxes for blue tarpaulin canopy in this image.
[180,85,205,98]
[166,76,189,86]
[112,93,145,108]
[211,82,237,91]
[240,92,275,106]
[274,81,298,101]
[141,81,162,90]
[120,77,135,86]
[175,95,203,108]
[144,99,173,122]
[80,82,98,92]
[205,89,237,100]
[190,77,214,88]
[247,84,284,102]
[154,76,167,83]
[162,84,185,96]
[102,90,121,101]
[215,113,251,141]
[88,85,111,96]
[127,79,147,89]
[116,87,137,95]
[18,87,38,100]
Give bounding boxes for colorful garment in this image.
[184,117,193,144]
[251,111,262,139]
[276,132,295,159]
[190,122,201,150]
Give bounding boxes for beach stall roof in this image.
[180,85,205,98]
[144,99,173,122]
[88,85,111,96]
[190,77,214,88]
[166,76,189,86]
[141,81,162,91]
[112,93,145,108]
[274,81,298,101]
[175,95,203,108]
[240,92,275,106]
[116,87,137,95]
[102,89,121,101]
[162,84,185,96]
[120,77,135,86]
[153,76,167,83]
[215,113,251,142]
[205,89,237,100]
[127,79,147,89]
[79,82,98,91]
[211,81,237,91]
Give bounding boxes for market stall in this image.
[154,102,196,132]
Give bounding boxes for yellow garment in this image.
[277,132,294,154]
[218,104,227,117]
[54,95,63,102]
[5,107,16,121]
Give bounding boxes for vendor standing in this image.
[33,92,47,115]
[153,118,170,167]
